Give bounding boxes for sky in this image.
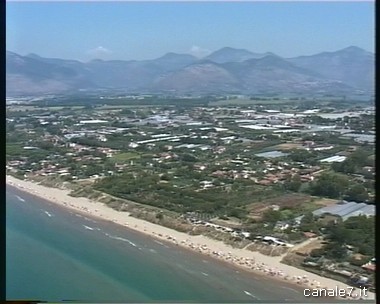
[6,1,375,62]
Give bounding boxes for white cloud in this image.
[86,46,113,59]
[189,45,211,58]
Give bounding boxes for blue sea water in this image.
[6,185,309,303]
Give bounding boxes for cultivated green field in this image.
[111,152,141,162]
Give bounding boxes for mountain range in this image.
[6,46,374,96]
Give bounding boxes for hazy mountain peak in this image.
[340,46,367,52]
[6,51,27,66]
[150,52,198,72]
[205,47,258,63]
[247,54,290,67]
[287,46,374,91]
[155,52,197,63]
[263,51,278,57]
[337,46,373,56]
[26,53,42,59]
[6,51,21,58]
[158,52,196,59]
[260,53,282,60]
[214,46,252,53]
[89,59,105,63]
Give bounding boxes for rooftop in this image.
[320,155,347,163]
[313,201,375,221]
[255,151,289,158]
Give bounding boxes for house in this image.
[214,146,226,154]
[241,231,251,238]
[129,142,139,148]
[274,221,290,231]
[362,261,376,272]
[300,174,314,182]
[320,155,347,163]
[313,145,334,151]
[194,164,207,171]
[212,170,226,177]
[362,166,374,172]
[262,236,294,247]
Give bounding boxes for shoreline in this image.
[6,175,375,300]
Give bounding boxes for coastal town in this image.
[5,0,376,301]
[6,95,375,297]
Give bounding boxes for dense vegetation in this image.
[311,215,375,260]
[94,171,281,218]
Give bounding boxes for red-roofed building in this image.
[362,262,375,272]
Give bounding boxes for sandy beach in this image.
[6,175,375,300]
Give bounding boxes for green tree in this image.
[262,209,282,223]
[324,242,347,261]
[310,172,349,198]
[284,174,302,192]
[323,215,374,258]
[180,153,197,162]
[301,211,314,224]
[299,211,319,233]
[289,149,312,162]
[349,149,369,167]
[344,183,369,202]
[331,159,357,174]
[280,209,294,221]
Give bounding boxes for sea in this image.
[6,185,315,303]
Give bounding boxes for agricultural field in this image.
[272,143,305,151]
[312,198,339,207]
[246,193,316,220]
[111,152,141,162]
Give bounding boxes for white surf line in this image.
[83,225,94,231]
[44,211,53,217]
[15,195,25,202]
[125,239,137,247]
[243,290,259,300]
[107,235,138,247]
[201,272,209,277]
